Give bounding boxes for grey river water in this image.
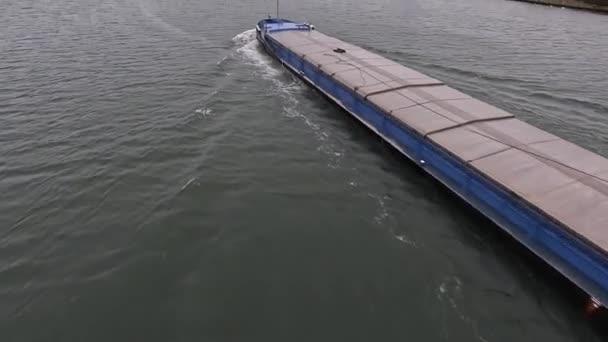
[2,0,608,341]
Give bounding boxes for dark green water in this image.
[2,0,608,341]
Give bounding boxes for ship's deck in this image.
[269,28,608,255]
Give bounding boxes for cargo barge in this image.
[255,18,608,307]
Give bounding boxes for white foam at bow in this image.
[233,29,281,79]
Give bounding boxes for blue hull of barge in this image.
[256,19,608,306]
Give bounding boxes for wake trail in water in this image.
[231,30,415,238]
[232,29,281,79]
[232,29,345,168]
[437,276,488,342]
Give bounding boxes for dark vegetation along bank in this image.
[514,0,608,12]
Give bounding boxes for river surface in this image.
[2,0,608,341]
